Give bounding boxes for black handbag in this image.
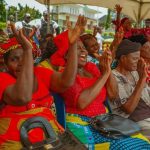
[89,114,141,139]
[20,116,87,150]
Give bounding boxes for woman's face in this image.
[77,40,88,67]
[6,48,24,77]
[85,37,100,55]
[122,51,140,71]
[122,19,132,31]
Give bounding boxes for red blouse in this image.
[62,62,107,117]
[0,67,54,114]
[0,67,63,145]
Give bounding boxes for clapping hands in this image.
[99,50,112,75]
[137,58,148,81]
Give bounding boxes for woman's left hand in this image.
[18,29,33,52]
[99,50,112,75]
[68,15,87,44]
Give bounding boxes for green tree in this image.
[16,4,41,21]
[7,3,42,22]
[105,9,111,30]
[8,6,17,19]
[0,0,6,22]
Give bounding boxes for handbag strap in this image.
[20,116,62,150]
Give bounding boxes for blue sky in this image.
[5,0,108,18]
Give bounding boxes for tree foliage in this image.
[0,0,6,22]
[105,9,112,30]
[0,1,42,22]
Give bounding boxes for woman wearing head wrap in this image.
[113,5,150,39]
[48,26,150,148]
[113,4,132,38]
[110,39,150,138]
[0,15,87,149]
[80,33,101,65]
[59,38,150,149]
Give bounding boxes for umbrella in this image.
[36,0,150,23]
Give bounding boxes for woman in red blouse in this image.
[60,39,150,149]
[0,16,87,149]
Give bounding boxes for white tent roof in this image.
[36,0,150,23]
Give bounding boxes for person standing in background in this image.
[40,11,60,39]
[93,26,104,53]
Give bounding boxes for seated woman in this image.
[128,34,150,86]
[60,39,150,149]
[109,39,150,139]
[80,28,124,70]
[0,16,87,149]
[80,34,100,65]
[113,4,150,39]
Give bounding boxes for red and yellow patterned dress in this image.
[0,67,64,149]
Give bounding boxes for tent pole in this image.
[137,1,142,27]
[47,0,50,34]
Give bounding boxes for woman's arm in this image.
[122,78,146,114]
[51,42,78,92]
[114,4,122,32]
[106,72,118,100]
[109,27,124,59]
[3,29,34,106]
[50,15,87,92]
[122,59,147,114]
[77,73,110,110]
[77,50,112,109]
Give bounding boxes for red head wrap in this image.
[0,37,21,57]
[0,37,39,58]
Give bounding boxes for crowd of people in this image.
[0,4,150,150]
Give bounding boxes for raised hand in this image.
[115,4,122,13]
[18,30,33,52]
[68,15,87,44]
[114,27,124,45]
[10,21,32,52]
[109,27,124,59]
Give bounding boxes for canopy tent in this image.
[36,0,150,23]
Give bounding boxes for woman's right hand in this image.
[18,30,33,52]
[115,4,122,13]
[10,22,32,52]
[99,50,112,75]
[68,15,87,44]
[137,58,148,81]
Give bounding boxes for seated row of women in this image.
[0,15,149,149]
